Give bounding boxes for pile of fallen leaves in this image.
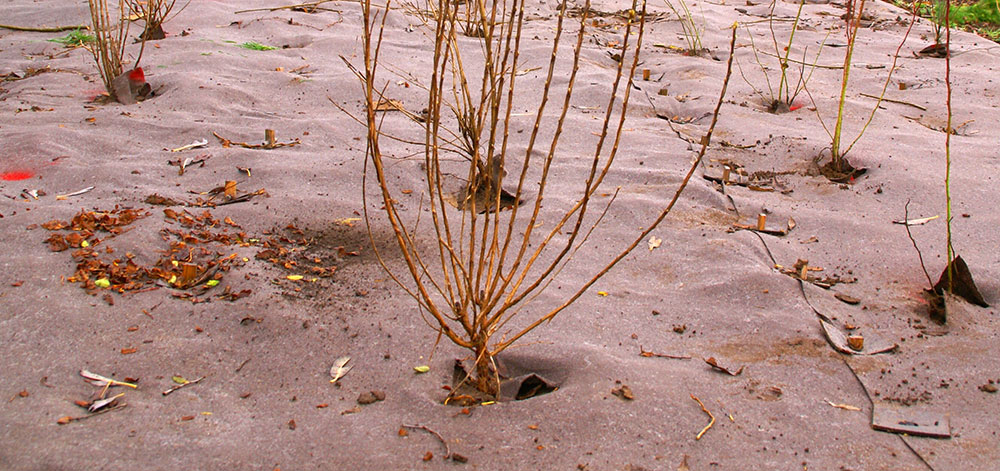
[254,223,345,280]
[37,207,253,304]
[145,180,267,207]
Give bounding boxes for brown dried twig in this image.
[213,131,300,150]
[690,394,715,440]
[401,424,467,462]
[235,0,338,14]
[903,200,934,290]
[639,345,691,359]
[0,24,88,32]
[56,403,127,424]
[858,93,926,111]
[162,376,205,396]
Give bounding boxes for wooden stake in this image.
[721,166,731,183]
[642,69,650,81]
[265,129,276,148]
[181,263,198,285]
[756,213,766,231]
[846,335,864,351]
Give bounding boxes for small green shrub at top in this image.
[936,0,1000,26]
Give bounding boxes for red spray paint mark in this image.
[129,67,145,84]
[1,170,34,181]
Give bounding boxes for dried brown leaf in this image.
[705,357,744,376]
[41,220,69,230]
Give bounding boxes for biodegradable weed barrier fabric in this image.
[1,0,999,469]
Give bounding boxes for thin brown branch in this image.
[488,0,645,323]
[639,345,692,359]
[0,24,88,32]
[903,200,934,290]
[57,403,128,424]
[235,0,338,14]
[858,92,926,111]
[496,24,737,353]
[401,423,453,458]
[161,375,206,396]
[690,394,715,440]
[360,0,471,349]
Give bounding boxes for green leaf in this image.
[94,278,110,288]
[172,376,189,385]
[206,279,220,287]
[413,365,430,374]
[238,41,276,51]
[47,29,95,47]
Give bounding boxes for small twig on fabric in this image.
[162,376,206,396]
[235,1,338,14]
[212,131,300,150]
[690,394,715,440]
[0,24,89,32]
[859,93,926,111]
[639,345,691,359]
[402,424,452,457]
[755,49,845,69]
[57,403,127,424]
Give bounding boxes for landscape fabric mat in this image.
[1,0,999,469]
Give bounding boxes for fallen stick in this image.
[690,394,715,440]
[57,403,127,424]
[212,131,300,150]
[162,376,206,396]
[824,399,861,411]
[0,24,88,32]
[55,186,95,200]
[401,423,467,462]
[638,345,691,360]
[859,92,926,111]
[235,0,338,14]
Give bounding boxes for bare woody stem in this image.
[830,0,865,168]
[495,25,740,353]
[944,0,953,291]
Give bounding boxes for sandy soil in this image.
[1,0,999,469]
